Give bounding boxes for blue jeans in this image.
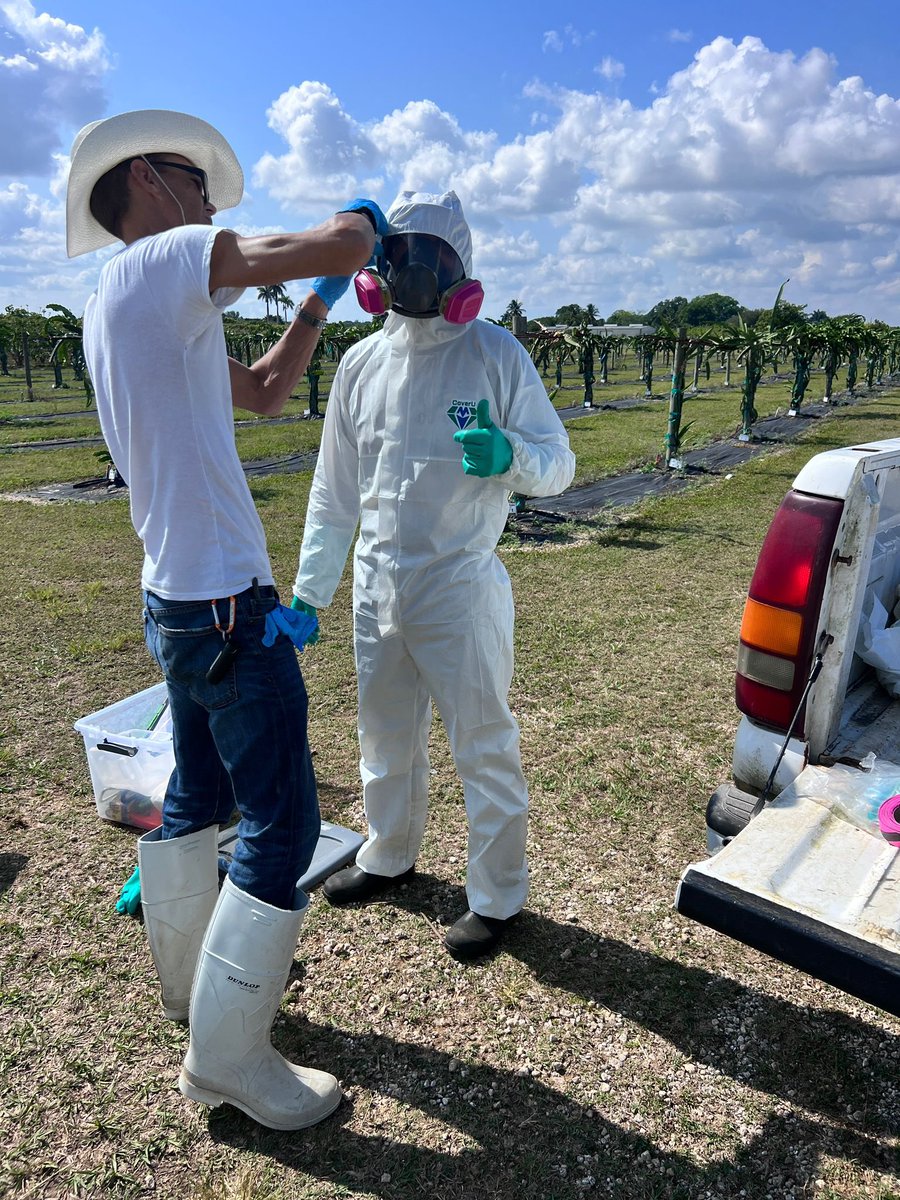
[143,585,319,910]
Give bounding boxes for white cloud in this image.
[251,81,383,210]
[6,32,900,324]
[0,1,109,176]
[0,52,35,69]
[0,176,102,313]
[542,26,592,54]
[456,131,582,218]
[0,182,62,262]
[472,230,541,268]
[244,40,900,321]
[522,37,900,315]
[369,99,496,197]
[667,29,693,44]
[596,57,625,82]
[563,24,591,48]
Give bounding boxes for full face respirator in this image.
[354,231,484,324]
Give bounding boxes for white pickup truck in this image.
[676,436,900,1017]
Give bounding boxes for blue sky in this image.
[2,0,900,323]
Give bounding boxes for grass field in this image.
[0,357,898,1199]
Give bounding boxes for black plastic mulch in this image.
[531,399,843,518]
[8,448,322,504]
[0,411,318,454]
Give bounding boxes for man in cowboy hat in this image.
[67,108,385,1132]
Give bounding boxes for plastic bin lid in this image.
[217,821,365,892]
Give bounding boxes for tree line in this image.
[503,292,833,333]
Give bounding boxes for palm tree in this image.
[501,299,527,336]
[257,285,279,320]
[271,284,293,323]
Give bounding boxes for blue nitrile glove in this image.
[453,398,514,477]
[311,275,352,310]
[290,595,320,644]
[115,865,141,916]
[263,603,318,651]
[339,198,389,237]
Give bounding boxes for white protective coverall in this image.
[294,191,575,919]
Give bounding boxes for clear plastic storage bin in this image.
[74,682,173,830]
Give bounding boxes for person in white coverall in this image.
[292,191,575,958]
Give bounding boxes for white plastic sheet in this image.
[855,590,900,697]
[790,758,900,837]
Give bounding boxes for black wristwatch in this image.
[294,305,327,331]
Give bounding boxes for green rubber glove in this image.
[290,594,319,644]
[453,399,513,477]
[115,865,141,916]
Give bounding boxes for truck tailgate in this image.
[676,762,900,1016]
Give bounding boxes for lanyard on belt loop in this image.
[206,596,239,685]
[210,596,237,640]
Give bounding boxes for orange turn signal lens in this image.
[740,597,803,657]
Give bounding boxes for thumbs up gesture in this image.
[453,399,514,477]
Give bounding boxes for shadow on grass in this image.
[206,877,898,1199]
[389,876,898,1136]
[0,851,27,898]
[208,1034,888,1200]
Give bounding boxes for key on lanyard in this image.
[207,596,238,684]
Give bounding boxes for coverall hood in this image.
[386,190,474,278]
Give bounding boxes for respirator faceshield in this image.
[354,231,484,323]
[383,232,465,315]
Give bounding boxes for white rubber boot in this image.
[137,824,220,1021]
[178,877,342,1130]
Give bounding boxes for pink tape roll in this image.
[878,794,900,846]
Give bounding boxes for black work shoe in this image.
[444,910,520,959]
[322,864,415,906]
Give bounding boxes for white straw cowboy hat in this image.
[66,109,244,257]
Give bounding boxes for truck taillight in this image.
[736,491,844,733]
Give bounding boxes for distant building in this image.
[529,323,657,338]
[590,324,657,337]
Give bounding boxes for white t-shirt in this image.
[83,224,274,600]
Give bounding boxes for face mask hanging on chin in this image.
[354,269,484,324]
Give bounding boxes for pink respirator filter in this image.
[878,794,900,847]
[353,271,484,324]
[354,270,390,315]
[440,278,484,324]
